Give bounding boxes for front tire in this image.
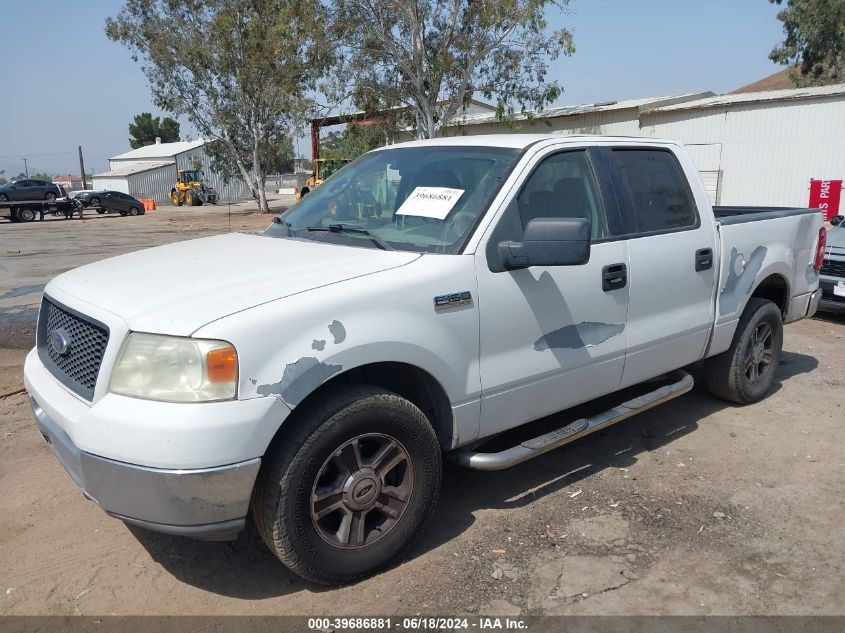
[705,298,783,404]
[128,206,140,216]
[251,386,442,585]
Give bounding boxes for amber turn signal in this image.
[206,345,238,383]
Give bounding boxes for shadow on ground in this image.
[130,353,818,599]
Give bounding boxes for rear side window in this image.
[610,149,698,235]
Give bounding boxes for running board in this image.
[453,370,694,471]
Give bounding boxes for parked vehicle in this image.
[818,223,845,314]
[0,179,64,202]
[71,190,108,208]
[95,191,145,216]
[1,197,81,223]
[169,169,218,206]
[24,135,824,584]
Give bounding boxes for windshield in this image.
[182,170,201,181]
[265,145,520,254]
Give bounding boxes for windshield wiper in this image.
[306,224,395,251]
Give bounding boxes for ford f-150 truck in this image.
[24,135,826,584]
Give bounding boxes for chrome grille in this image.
[37,297,109,400]
[821,258,845,278]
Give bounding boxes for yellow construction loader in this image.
[295,158,351,201]
[170,169,219,206]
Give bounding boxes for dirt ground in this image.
[1,209,844,616]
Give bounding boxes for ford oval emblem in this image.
[49,329,71,356]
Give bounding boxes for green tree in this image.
[128,112,181,148]
[30,172,53,182]
[321,122,392,160]
[769,0,845,86]
[107,0,333,212]
[330,0,574,139]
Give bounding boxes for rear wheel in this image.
[90,197,101,207]
[170,190,181,206]
[17,207,36,222]
[45,192,57,201]
[705,298,783,404]
[0,193,9,202]
[251,386,442,585]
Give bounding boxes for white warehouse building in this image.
[93,139,252,205]
[445,84,845,211]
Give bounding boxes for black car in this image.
[71,190,108,208]
[95,191,146,216]
[0,179,64,202]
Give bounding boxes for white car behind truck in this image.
[24,135,826,584]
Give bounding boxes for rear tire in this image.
[45,192,57,201]
[0,193,9,202]
[17,207,36,222]
[705,298,783,404]
[90,197,101,207]
[251,385,442,585]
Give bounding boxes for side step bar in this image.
[453,370,694,471]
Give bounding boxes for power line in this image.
[0,152,75,158]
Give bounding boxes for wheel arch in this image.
[269,361,455,451]
[749,272,790,317]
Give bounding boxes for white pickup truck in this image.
[24,135,826,584]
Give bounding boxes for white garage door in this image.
[698,170,720,205]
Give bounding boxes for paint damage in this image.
[328,320,346,344]
[719,246,767,316]
[257,357,342,405]
[311,339,326,351]
[534,321,625,351]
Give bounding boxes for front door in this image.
[475,147,630,438]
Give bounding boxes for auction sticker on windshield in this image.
[396,187,465,220]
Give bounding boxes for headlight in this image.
[109,333,238,402]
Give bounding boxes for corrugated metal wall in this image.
[641,97,845,208]
[443,95,845,210]
[175,147,253,203]
[126,165,178,204]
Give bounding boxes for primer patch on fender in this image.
[719,246,767,316]
[534,322,625,351]
[395,187,464,220]
[257,357,342,405]
[328,320,346,344]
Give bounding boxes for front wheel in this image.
[128,206,140,216]
[251,386,442,585]
[705,298,783,404]
[0,193,8,202]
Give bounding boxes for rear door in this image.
[475,145,630,437]
[598,143,718,387]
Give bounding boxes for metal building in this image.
[93,139,253,205]
[444,84,845,210]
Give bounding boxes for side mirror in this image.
[498,217,591,270]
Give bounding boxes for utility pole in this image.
[23,158,29,177]
[78,146,87,190]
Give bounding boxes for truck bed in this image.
[713,206,820,225]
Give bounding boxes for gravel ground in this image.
[1,209,843,616]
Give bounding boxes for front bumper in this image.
[818,279,845,315]
[31,396,260,540]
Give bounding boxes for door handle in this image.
[602,263,627,292]
[695,248,713,272]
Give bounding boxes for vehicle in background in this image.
[819,223,845,314]
[71,190,108,208]
[97,191,145,216]
[295,158,352,201]
[0,179,64,202]
[24,135,824,585]
[169,170,218,206]
[830,215,843,227]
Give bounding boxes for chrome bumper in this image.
[806,288,823,318]
[30,396,260,541]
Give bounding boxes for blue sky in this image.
[0,0,785,176]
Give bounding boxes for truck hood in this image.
[826,225,845,249]
[48,232,420,335]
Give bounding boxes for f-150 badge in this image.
[434,291,472,311]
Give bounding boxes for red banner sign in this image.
[809,179,842,221]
